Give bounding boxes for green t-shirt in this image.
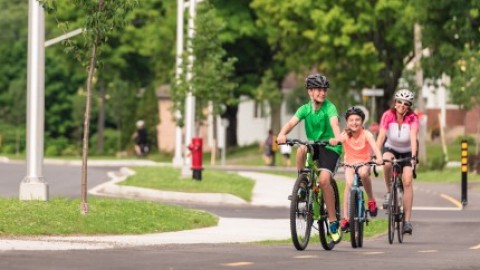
[294,100,342,155]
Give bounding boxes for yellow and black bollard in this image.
[461,140,468,207]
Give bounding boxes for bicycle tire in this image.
[388,181,397,244]
[396,185,405,243]
[290,175,312,250]
[319,178,341,250]
[349,190,360,248]
[358,192,365,248]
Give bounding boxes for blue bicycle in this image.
[339,161,378,248]
[284,139,342,251]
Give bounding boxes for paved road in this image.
[1,160,479,269]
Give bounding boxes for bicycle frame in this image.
[340,161,377,248]
[384,156,414,244]
[285,139,342,251]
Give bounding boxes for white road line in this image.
[222,262,253,267]
[413,206,461,211]
[418,250,438,253]
[469,244,480,250]
[363,252,385,255]
[294,255,318,259]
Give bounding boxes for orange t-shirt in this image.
[344,129,370,164]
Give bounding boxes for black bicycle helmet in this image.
[305,74,329,89]
[345,106,365,121]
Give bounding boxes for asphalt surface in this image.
[1,158,479,254]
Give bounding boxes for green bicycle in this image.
[285,139,342,251]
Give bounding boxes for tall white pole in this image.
[183,0,196,169]
[20,0,49,201]
[172,0,185,167]
[414,23,427,164]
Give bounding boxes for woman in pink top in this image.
[376,89,419,235]
[339,107,383,231]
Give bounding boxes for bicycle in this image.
[383,156,416,244]
[339,161,378,248]
[284,139,342,251]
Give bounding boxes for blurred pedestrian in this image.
[262,129,277,166]
[280,143,292,166]
[132,120,149,157]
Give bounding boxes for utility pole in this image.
[20,0,49,201]
[172,0,185,167]
[414,23,427,164]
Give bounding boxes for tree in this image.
[170,0,237,154]
[418,0,480,107]
[251,0,416,117]
[40,0,138,214]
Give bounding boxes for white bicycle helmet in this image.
[136,120,145,128]
[394,89,414,103]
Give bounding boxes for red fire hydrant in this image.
[188,137,203,180]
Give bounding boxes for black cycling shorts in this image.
[383,147,412,168]
[312,145,340,175]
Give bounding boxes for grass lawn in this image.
[120,166,255,202]
[0,197,217,236]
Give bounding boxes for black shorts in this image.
[312,145,340,174]
[383,147,412,168]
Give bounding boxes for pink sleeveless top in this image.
[344,129,370,164]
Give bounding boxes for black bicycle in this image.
[339,161,378,248]
[284,139,342,251]
[383,157,415,244]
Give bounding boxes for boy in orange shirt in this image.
[338,107,383,231]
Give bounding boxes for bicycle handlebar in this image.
[383,157,417,179]
[279,138,341,147]
[339,161,380,177]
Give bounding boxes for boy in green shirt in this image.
[277,74,342,233]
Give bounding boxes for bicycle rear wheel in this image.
[290,175,312,250]
[319,178,341,250]
[387,182,397,244]
[396,185,405,243]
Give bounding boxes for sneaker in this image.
[382,193,391,210]
[340,218,350,232]
[368,199,378,217]
[403,222,413,235]
[329,220,339,234]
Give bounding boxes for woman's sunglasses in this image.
[396,100,412,107]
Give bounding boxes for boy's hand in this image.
[329,138,339,146]
[276,134,286,144]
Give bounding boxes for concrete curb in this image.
[89,167,248,205]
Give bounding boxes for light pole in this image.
[173,0,202,172]
[20,0,49,201]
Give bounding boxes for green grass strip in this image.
[120,166,255,202]
[0,197,217,236]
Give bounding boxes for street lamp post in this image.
[20,0,49,201]
[173,0,202,173]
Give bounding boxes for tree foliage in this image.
[251,0,416,114]
[170,0,237,127]
[418,0,480,109]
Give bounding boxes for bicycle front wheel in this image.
[290,174,312,250]
[349,190,362,248]
[388,182,397,244]
[319,178,341,250]
[396,185,405,243]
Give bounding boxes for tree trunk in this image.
[96,78,106,154]
[81,36,99,215]
[269,100,281,134]
[224,104,238,148]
